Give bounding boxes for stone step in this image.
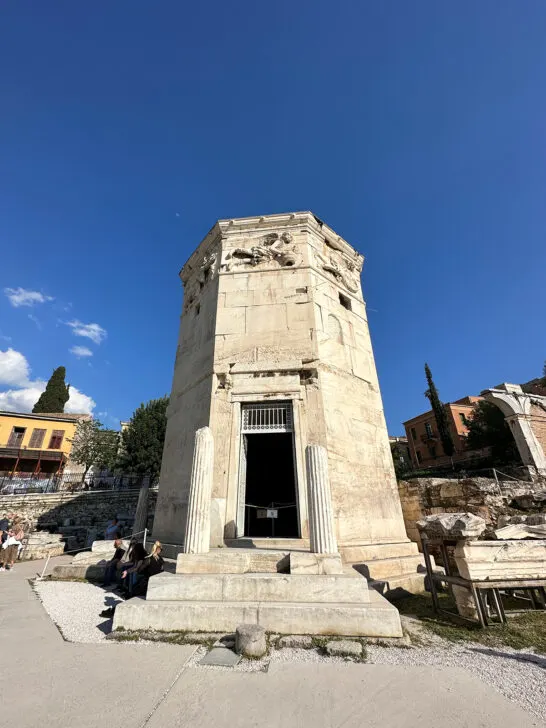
[52,563,106,581]
[147,572,370,604]
[224,538,310,551]
[176,549,290,574]
[340,541,420,563]
[368,572,427,598]
[354,554,426,580]
[113,589,402,637]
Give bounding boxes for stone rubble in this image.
[235,624,267,658]
[325,640,363,658]
[278,635,314,649]
[417,512,486,540]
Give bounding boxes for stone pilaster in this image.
[184,427,214,554]
[305,444,338,554]
[133,477,150,536]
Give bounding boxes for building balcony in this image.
[0,445,65,462]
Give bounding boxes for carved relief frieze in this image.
[315,240,363,293]
[182,245,220,312]
[221,231,300,272]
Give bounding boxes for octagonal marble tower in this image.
[153,212,421,582]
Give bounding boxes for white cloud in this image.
[0,348,95,415]
[4,287,54,307]
[70,345,93,358]
[64,386,96,414]
[65,320,107,345]
[0,348,31,387]
[0,383,47,413]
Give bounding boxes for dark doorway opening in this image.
[244,432,299,538]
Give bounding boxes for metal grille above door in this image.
[241,402,293,433]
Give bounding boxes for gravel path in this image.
[34,580,123,643]
[34,580,546,722]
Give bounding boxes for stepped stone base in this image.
[224,538,310,551]
[171,540,427,593]
[176,549,289,574]
[368,573,428,598]
[148,572,369,603]
[113,588,402,637]
[340,541,428,592]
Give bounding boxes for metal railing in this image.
[0,472,153,495]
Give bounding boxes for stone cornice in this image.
[179,212,364,284]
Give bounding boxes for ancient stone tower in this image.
[153,212,421,584]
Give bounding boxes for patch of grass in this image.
[40,575,93,583]
[396,592,546,653]
[108,629,220,648]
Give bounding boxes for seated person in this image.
[120,542,148,596]
[104,518,121,540]
[121,541,164,597]
[101,538,126,587]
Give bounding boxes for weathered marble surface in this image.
[153,212,413,585]
[417,513,486,541]
[455,539,546,580]
[184,426,214,554]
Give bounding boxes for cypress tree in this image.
[32,366,70,413]
[424,363,455,458]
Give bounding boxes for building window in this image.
[29,428,46,448]
[411,427,417,441]
[416,450,422,464]
[7,426,26,447]
[48,430,65,449]
[425,422,433,437]
[429,446,437,458]
[459,413,466,425]
[339,293,352,311]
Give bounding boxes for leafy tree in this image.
[33,366,70,413]
[465,401,520,464]
[424,363,455,458]
[69,419,120,478]
[542,360,546,388]
[118,396,169,482]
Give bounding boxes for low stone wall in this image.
[398,477,543,548]
[0,488,157,537]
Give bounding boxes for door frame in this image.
[230,397,305,539]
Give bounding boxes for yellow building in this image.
[0,411,90,476]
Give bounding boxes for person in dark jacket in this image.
[101,539,126,587]
[122,541,164,597]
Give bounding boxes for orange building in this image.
[403,396,487,469]
[0,411,89,477]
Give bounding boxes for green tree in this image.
[424,363,455,458]
[118,396,169,482]
[465,401,520,464]
[32,366,70,413]
[69,419,120,478]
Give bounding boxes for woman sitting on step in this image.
[121,541,164,597]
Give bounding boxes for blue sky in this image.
[1,2,545,434]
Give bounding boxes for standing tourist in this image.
[0,520,24,572]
